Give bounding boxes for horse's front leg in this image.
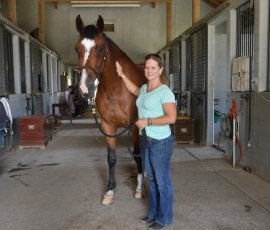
[102,136,117,206]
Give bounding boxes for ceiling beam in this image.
[192,0,200,25]
[192,0,228,25]
[202,0,225,8]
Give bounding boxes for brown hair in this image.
[144,53,169,84]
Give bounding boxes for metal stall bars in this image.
[0,23,6,95]
[236,2,254,61]
[169,44,181,113]
[187,25,208,145]
[235,1,254,150]
[30,42,43,115]
[19,37,27,94]
[0,22,15,96]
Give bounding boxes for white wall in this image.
[7,0,213,66]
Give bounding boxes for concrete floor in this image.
[0,123,270,230]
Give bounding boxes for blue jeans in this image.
[140,134,174,226]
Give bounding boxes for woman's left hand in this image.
[135,118,148,129]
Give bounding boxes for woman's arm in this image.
[135,102,177,129]
[116,61,140,96]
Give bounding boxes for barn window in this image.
[235,1,254,91]
[236,2,254,58]
[104,24,114,32]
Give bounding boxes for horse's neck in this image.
[110,49,132,67]
[103,43,145,86]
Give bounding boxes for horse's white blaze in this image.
[93,78,99,99]
[80,69,88,94]
[80,38,95,94]
[82,38,95,64]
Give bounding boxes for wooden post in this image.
[39,0,45,43]
[193,0,201,25]
[7,0,17,24]
[166,0,172,44]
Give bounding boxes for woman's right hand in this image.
[116,61,124,78]
[115,61,139,96]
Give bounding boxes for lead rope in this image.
[89,99,138,157]
[90,98,145,196]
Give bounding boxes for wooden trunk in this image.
[174,116,194,144]
[18,115,54,149]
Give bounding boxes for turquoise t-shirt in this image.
[136,84,176,140]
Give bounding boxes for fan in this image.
[220,114,232,138]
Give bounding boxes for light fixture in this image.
[71,1,141,7]
[71,3,140,7]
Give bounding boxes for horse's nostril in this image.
[79,92,90,99]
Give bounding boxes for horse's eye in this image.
[96,46,103,54]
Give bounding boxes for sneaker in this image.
[148,222,164,229]
[140,216,154,224]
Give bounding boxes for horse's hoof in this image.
[135,191,142,199]
[102,194,114,206]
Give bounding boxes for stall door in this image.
[0,24,14,95]
[187,25,208,145]
[30,43,43,115]
[169,44,181,109]
[0,23,6,95]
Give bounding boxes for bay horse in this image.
[75,15,147,205]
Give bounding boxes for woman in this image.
[116,53,176,230]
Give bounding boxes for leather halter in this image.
[79,43,108,79]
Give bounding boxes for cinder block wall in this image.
[245,93,270,181]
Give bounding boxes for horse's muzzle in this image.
[79,78,96,99]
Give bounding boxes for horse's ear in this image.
[96,15,104,32]
[76,15,84,34]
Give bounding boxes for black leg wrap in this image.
[107,147,116,191]
[133,143,143,174]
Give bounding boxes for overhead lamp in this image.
[71,0,140,3]
[71,1,141,7]
[71,3,140,7]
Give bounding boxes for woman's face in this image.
[144,59,163,81]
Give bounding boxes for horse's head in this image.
[75,15,107,98]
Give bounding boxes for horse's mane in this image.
[83,23,141,71]
[105,36,127,56]
[83,23,126,55]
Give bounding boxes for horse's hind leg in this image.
[133,142,144,199]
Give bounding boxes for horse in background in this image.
[75,15,147,205]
